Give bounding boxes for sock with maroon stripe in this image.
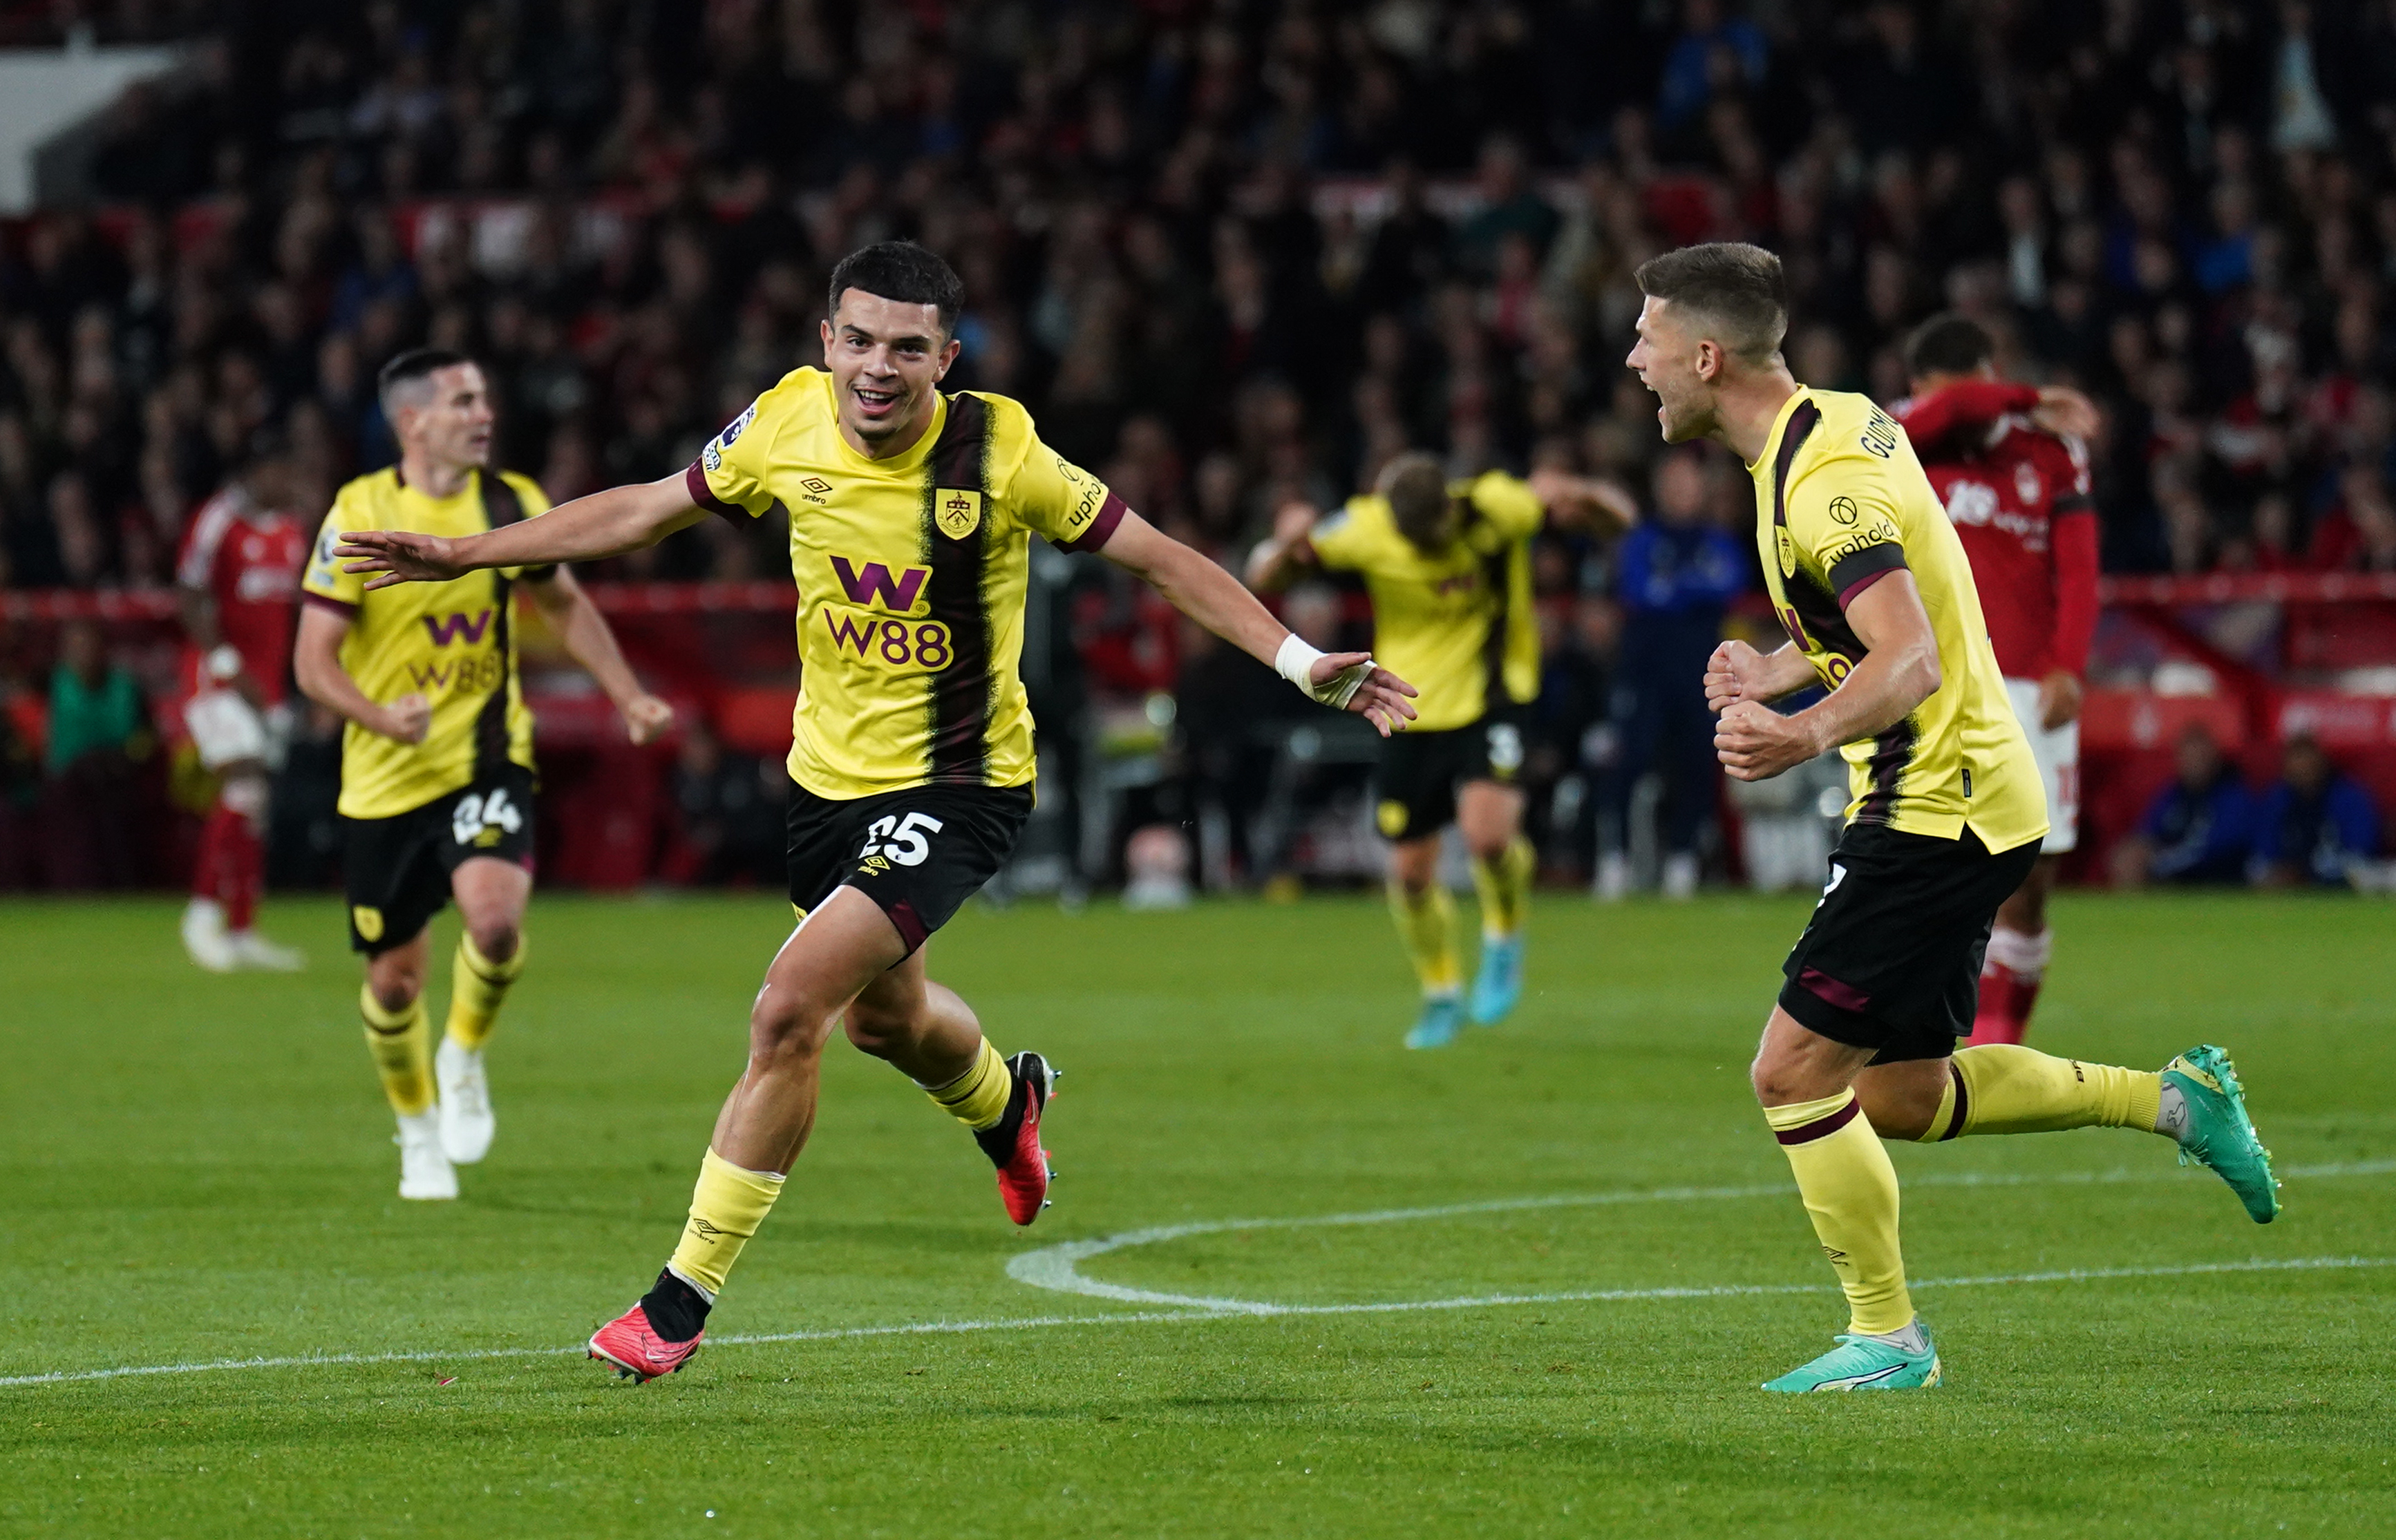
[1762,1089,1913,1335]
[1916,1045,2165,1141]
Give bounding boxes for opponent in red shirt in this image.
[176,433,310,972]
[1896,315,2101,1046]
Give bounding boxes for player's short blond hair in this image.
[1377,451,1451,549]
[1634,243,1789,363]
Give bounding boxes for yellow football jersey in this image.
[689,367,1122,799]
[1748,387,2046,851]
[1307,470,1543,733]
[302,467,551,820]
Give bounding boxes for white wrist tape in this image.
[1274,633,1371,710]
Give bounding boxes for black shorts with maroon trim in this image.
[786,779,1032,956]
[342,763,536,956]
[1777,821,2039,1063]
[1372,705,1529,842]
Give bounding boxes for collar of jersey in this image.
[392,464,482,510]
[819,370,948,473]
[1750,386,1815,473]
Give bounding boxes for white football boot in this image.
[435,1037,496,1165]
[227,929,306,971]
[180,899,238,972]
[396,1108,459,1200]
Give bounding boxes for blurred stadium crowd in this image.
[3,0,2393,894]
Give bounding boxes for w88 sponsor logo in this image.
[823,609,954,670]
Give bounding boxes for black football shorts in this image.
[1777,821,2039,1063]
[342,763,536,956]
[785,779,1033,956]
[1373,705,1528,842]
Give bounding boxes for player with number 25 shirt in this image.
[334,242,1417,1382]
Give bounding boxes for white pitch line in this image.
[3,1159,2386,1393]
[3,1255,2386,1392]
[1005,1157,2396,1310]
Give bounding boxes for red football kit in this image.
[176,486,308,700]
[1894,379,2102,1047]
[176,485,308,949]
[1894,379,2100,683]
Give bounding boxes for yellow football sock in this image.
[444,931,526,1052]
[666,1148,787,1297]
[360,984,433,1117]
[1386,879,1460,996]
[923,1038,1011,1132]
[1470,836,1535,940]
[1764,1090,1913,1335]
[1916,1045,2164,1142]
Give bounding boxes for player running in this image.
[176,432,310,972]
[334,243,1417,1382]
[1896,315,2100,1046]
[1625,243,2278,1392]
[1248,453,1633,1047]
[297,348,672,1201]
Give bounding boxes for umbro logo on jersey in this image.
[801,477,832,494]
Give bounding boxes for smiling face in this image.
[820,289,962,455]
[1625,296,1721,445]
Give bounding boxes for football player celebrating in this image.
[176,431,310,972]
[1248,455,1633,1048]
[297,349,672,1201]
[1627,243,2277,1393]
[1896,315,2100,1045]
[335,243,1417,1382]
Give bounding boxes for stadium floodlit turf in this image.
[1,889,2390,1537]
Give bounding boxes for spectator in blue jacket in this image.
[1596,450,1747,900]
[2111,723,2256,886]
[2252,734,2381,887]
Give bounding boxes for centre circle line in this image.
[1004,1158,2396,1311]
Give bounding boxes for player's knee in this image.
[840,996,919,1059]
[468,920,520,964]
[1749,1049,1816,1108]
[220,773,269,821]
[368,971,421,1015]
[748,986,833,1060]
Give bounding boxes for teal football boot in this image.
[1764,1322,1943,1393]
[2163,1045,2281,1223]
[1404,996,1466,1050]
[1466,935,1524,1025]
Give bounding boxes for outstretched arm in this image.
[1103,510,1417,735]
[337,473,708,588]
[522,565,675,744]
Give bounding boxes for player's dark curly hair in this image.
[1633,242,1787,363]
[828,241,965,334]
[1904,312,1997,381]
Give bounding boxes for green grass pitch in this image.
[1,888,2391,1537]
